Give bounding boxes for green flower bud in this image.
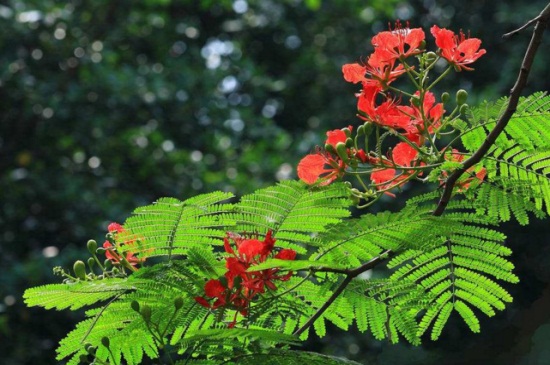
[86,345,96,355]
[141,305,152,322]
[87,257,95,270]
[86,239,98,254]
[96,247,106,255]
[362,122,374,136]
[101,337,110,348]
[73,260,87,280]
[342,127,352,137]
[174,296,184,310]
[456,89,468,105]
[441,92,450,103]
[324,143,336,155]
[131,300,140,312]
[411,95,421,107]
[335,142,350,163]
[345,137,354,148]
[419,40,427,50]
[356,125,365,136]
[104,259,113,270]
[459,104,469,115]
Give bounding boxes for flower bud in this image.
[456,89,468,105]
[73,260,87,280]
[131,300,140,312]
[342,127,352,137]
[335,142,350,163]
[419,40,427,50]
[459,104,469,115]
[101,337,110,348]
[87,258,95,269]
[174,296,184,310]
[86,239,98,254]
[324,143,336,155]
[96,247,106,255]
[104,259,113,270]
[441,92,450,103]
[411,95,421,107]
[356,125,365,136]
[345,137,354,148]
[362,122,373,136]
[141,305,152,322]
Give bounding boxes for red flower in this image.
[357,83,412,131]
[297,152,346,185]
[430,25,486,71]
[108,222,124,233]
[371,22,425,62]
[102,222,145,268]
[399,91,445,135]
[343,55,405,90]
[195,230,296,327]
[325,129,348,148]
[370,142,419,195]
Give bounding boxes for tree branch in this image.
[293,250,392,337]
[432,6,550,217]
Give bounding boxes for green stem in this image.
[426,65,453,91]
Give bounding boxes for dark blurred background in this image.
[1,0,549,364]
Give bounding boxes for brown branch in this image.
[293,250,391,337]
[432,7,550,217]
[293,3,550,339]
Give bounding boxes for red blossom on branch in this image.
[102,222,145,269]
[430,25,486,71]
[195,230,296,327]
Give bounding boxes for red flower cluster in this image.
[298,22,486,197]
[195,230,296,327]
[103,222,144,268]
[297,126,368,185]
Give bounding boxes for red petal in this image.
[431,25,455,50]
[204,279,225,298]
[194,296,211,308]
[342,63,366,84]
[238,239,264,258]
[297,154,334,185]
[392,142,418,167]
[275,249,297,261]
[371,168,396,185]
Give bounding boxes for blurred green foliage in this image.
[1,0,549,364]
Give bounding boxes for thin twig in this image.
[503,2,550,39]
[433,7,550,217]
